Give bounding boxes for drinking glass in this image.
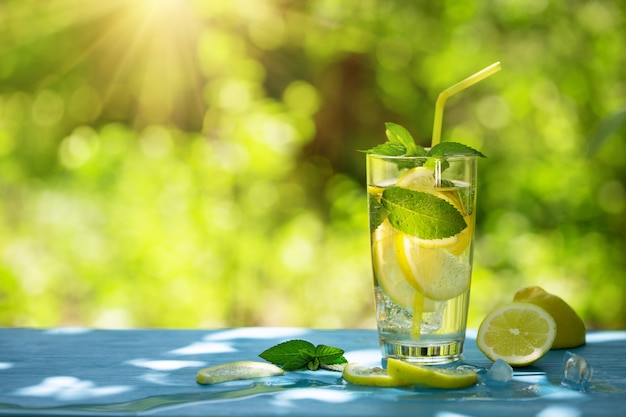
[367,153,477,364]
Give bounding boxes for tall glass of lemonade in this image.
[367,153,477,364]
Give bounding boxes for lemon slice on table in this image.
[343,359,477,389]
[196,361,284,385]
[372,220,437,310]
[476,303,557,367]
[342,363,409,387]
[395,233,470,301]
[386,358,478,389]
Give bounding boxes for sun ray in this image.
[1,0,207,128]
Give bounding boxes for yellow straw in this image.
[431,61,502,147]
[411,293,424,339]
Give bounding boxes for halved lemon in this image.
[513,286,585,349]
[476,303,557,367]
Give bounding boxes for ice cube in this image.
[480,359,513,386]
[561,351,593,391]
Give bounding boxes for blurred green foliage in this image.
[0,0,625,329]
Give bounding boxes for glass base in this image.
[380,338,464,365]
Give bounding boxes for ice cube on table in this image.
[480,358,513,386]
[561,351,593,391]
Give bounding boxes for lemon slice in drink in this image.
[342,363,409,387]
[386,358,478,389]
[372,220,437,310]
[397,166,436,190]
[196,361,284,385]
[372,220,419,308]
[395,233,470,301]
[396,167,472,255]
[407,217,472,256]
[476,303,557,367]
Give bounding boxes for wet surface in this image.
[0,328,625,416]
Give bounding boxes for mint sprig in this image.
[362,122,485,159]
[259,340,348,371]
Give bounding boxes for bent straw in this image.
[431,62,502,147]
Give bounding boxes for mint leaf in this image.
[369,193,387,231]
[315,345,347,365]
[360,122,487,161]
[259,340,348,371]
[259,340,315,371]
[428,142,486,158]
[364,141,406,156]
[360,122,427,157]
[307,357,320,371]
[381,186,467,239]
[384,122,425,156]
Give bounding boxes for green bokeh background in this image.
[1,0,624,329]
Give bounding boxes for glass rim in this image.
[366,153,479,161]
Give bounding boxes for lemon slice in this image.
[386,358,478,389]
[398,167,465,212]
[373,221,416,308]
[513,286,586,349]
[396,167,472,255]
[476,303,557,367]
[372,220,437,310]
[196,361,284,385]
[406,218,472,256]
[342,363,409,387]
[397,166,436,190]
[395,233,470,301]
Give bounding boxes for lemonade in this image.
[363,63,498,364]
[367,154,478,364]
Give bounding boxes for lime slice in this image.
[342,363,409,387]
[196,361,284,385]
[513,286,586,349]
[476,303,557,367]
[395,233,470,301]
[372,220,437,310]
[386,358,478,389]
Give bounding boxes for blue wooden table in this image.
[0,328,625,416]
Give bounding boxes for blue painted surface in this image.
[0,328,624,416]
